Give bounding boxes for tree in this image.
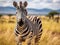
[48,11,59,19]
[0,14,2,18]
[55,13,60,23]
[47,11,60,23]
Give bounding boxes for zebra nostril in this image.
[18,19,24,26]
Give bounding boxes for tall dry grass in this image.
[0,15,60,45]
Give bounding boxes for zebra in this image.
[13,1,43,45]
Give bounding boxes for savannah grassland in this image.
[0,15,60,45]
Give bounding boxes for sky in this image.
[0,0,60,10]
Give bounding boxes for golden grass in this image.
[39,16,60,45]
[0,15,60,45]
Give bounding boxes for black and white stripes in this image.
[15,20,33,39]
[13,1,43,45]
[14,16,43,45]
[27,16,43,40]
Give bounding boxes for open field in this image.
[0,15,60,45]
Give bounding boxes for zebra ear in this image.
[19,1,22,8]
[24,1,28,7]
[13,1,18,8]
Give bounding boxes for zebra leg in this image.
[25,38,31,45]
[25,32,33,45]
[31,36,36,45]
[26,36,37,45]
[19,42,22,45]
[16,35,23,45]
[17,42,22,45]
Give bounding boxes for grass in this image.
[0,15,60,45]
[39,16,60,45]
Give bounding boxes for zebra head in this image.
[13,1,28,26]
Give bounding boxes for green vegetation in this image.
[0,14,3,18]
[47,11,59,19]
[46,11,60,23]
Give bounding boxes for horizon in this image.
[0,6,60,10]
[0,6,60,15]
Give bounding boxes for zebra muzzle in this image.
[18,19,24,26]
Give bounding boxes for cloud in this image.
[0,0,60,10]
[53,0,60,3]
[27,0,60,10]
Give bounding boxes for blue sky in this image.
[0,0,60,10]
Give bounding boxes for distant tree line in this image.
[0,14,13,18]
[0,14,15,23]
[46,11,60,23]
